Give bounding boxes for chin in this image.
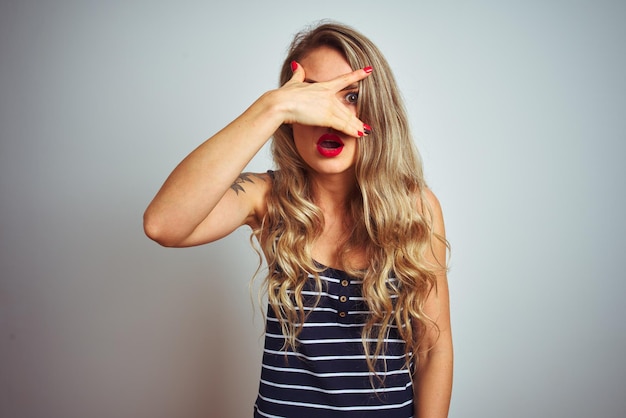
[307,161,356,177]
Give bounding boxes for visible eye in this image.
[344,92,359,104]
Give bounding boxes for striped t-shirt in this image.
[254,264,414,417]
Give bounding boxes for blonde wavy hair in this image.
[253,21,445,378]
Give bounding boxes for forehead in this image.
[299,46,352,82]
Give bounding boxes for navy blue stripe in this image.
[255,266,413,417]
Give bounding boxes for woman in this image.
[144,21,453,418]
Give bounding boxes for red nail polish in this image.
[363,66,373,74]
[358,131,364,137]
[291,61,298,71]
[363,124,372,135]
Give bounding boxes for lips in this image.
[316,134,344,157]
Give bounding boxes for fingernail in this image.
[363,66,373,74]
[358,131,364,137]
[291,61,298,72]
[363,124,372,135]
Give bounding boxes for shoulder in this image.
[416,187,443,217]
[416,187,445,234]
[230,171,272,194]
[231,171,273,228]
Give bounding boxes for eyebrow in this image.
[305,79,359,91]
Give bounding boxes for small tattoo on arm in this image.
[230,172,265,195]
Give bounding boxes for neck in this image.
[309,172,357,212]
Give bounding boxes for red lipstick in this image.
[316,134,344,158]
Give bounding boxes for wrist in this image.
[232,90,288,144]
[257,89,290,126]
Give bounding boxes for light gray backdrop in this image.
[1,1,624,417]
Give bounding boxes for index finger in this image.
[324,66,373,91]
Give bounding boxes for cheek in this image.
[292,125,305,148]
[292,124,322,146]
[292,123,315,136]
[291,125,311,158]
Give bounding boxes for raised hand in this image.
[276,61,372,138]
[144,58,373,247]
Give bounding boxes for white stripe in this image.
[275,304,388,316]
[276,303,397,316]
[265,333,405,345]
[262,363,411,378]
[253,404,286,418]
[291,289,397,301]
[315,275,342,284]
[291,274,398,290]
[266,316,399,329]
[276,270,397,283]
[312,272,360,284]
[257,393,413,411]
[260,378,412,395]
[293,321,366,328]
[306,273,360,285]
[264,348,408,362]
[294,306,375,315]
[319,277,399,285]
[314,272,399,286]
[267,317,367,328]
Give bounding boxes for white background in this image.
[1,1,625,417]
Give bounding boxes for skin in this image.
[413,192,453,417]
[292,47,361,178]
[143,46,370,248]
[144,46,452,417]
[292,46,367,268]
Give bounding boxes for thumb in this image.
[288,60,305,83]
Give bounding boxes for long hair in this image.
[254,21,445,378]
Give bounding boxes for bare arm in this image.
[143,93,283,247]
[413,190,454,417]
[143,63,373,247]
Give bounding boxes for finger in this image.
[286,60,305,84]
[328,106,369,138]
[340,119,369,138]
[325,66,373,91]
